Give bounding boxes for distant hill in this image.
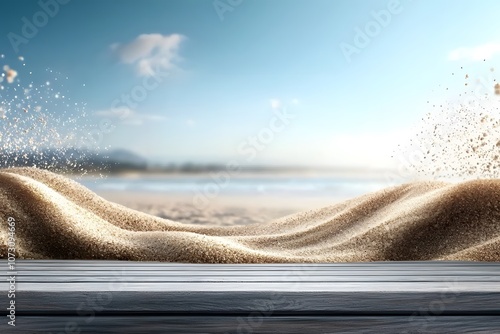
[105,149,148,166]
[0,148,148,173]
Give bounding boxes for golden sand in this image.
[1,168,499,262]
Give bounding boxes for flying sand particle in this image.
[3,66,18,84]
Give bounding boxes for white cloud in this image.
[448,42,500,61]
[95,107,167,126]
[270,99,282,110]
[291,98,300,105]
[111,33,185,76]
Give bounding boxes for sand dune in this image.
[0,168,499,262]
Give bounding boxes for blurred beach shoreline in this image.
[96,190,344,226]
[80,170,392,226]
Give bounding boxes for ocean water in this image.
[78,175,390,199]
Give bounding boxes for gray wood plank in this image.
[1,262,499,310]
[2,281,500,292]
[2,316,500,334]
[5,269,500,276]
[4,275,500,282]
[2,290,500,313]
[1,260,499,333]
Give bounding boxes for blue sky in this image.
[1,0,499,168]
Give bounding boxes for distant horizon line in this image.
[0,146,396,172]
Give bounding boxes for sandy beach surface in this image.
[98,191,344,226]
[1,167,499,263]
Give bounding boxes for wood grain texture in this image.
[7,316,500,334]
[1,260,499,333]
